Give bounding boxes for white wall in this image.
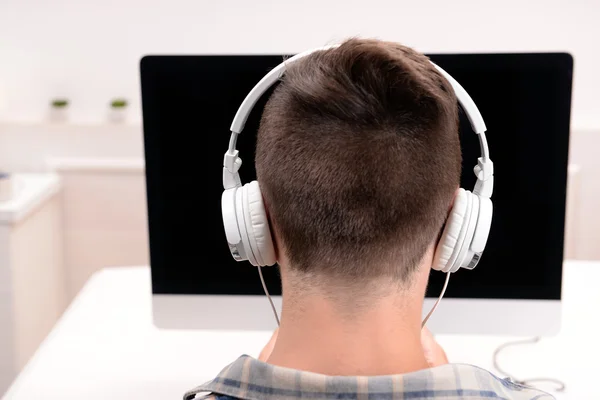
[0,0,598,129]
[0,124,143,172]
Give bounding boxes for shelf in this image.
[0,120,142,129]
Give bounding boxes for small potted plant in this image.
[108,97,128,123]
[49,98,69,122]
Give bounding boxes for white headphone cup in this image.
[471,196,493,254]
[432,189,468,272]
[451,193,480,272]
[236,185,257,266]
[241,184,260,266]
[222,188,247,262]
[446,190,474,272]
[245,181,276,267]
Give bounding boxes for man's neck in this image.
[266,286,429,376]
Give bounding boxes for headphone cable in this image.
[492,336,565,392]
[422,272,451,328]
[259,267,449,329]
[257,266,280,326]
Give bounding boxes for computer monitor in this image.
[140,51,573,335]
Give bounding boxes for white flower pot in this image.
[108,107,127,123]
[48,107,69,122]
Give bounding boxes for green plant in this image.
[51,99,69,108]
[110,98,128,108]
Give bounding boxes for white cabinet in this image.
[0,174,66,395]
[47,158,149,300]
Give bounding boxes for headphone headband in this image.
[223,45,493,198]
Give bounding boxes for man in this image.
[186,38,553,399]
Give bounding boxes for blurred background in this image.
[0,0,598,396]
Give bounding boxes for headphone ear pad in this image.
[433,189,469,272]
[244,181,277,267]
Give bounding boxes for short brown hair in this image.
[255,38,461,283]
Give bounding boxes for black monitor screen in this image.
[140,52,572,300]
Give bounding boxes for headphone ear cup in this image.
[222,188,248,262]
[452,193,480,271]
[461,195,493,270]
[242,181,276,267]
[432,189,469,272]
[471,196,493,254]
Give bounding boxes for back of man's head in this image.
[255,38,461,286]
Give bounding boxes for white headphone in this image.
[221,45,494,274]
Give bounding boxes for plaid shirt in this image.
[184,355,554,400]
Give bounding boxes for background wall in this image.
[0,0,598,129]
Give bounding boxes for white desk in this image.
[3,261,599,399]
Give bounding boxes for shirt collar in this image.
[184,355,551,400]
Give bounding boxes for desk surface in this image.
[4,261,599,400]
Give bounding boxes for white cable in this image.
[492,337,566,392]
[257,266,280,326]
[421,272,451,328]
[259,267,447,329]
